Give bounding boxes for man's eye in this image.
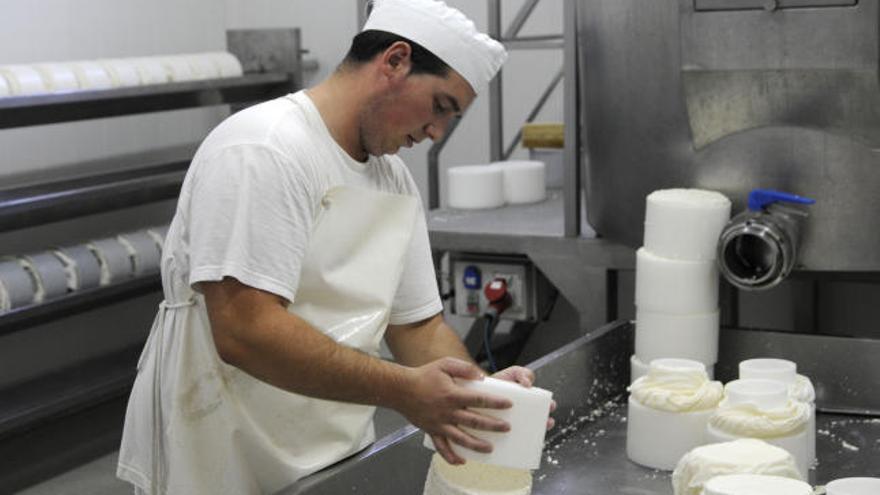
[433,101,447,114]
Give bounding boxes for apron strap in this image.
[160,298,196,310]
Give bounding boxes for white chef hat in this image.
[363,0,507,94]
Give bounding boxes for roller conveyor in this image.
[279,321,880,494]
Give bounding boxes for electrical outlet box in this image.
[451,255,538,321]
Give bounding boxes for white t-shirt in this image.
[168,91,442,325]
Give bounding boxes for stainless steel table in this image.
[281,322,880,494]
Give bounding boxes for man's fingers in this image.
[546,417,556,430]
[443,425,494,454]
[432,434,465,465]
[492,365,535,387]
[453,409,510,432]
[457,390,512,410]
[439,357,485,381]
[512,367,535,387]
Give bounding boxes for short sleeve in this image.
[388,177,443,325]
[186,144,315,303]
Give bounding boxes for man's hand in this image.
[394,357,512,465]
[491,366,557,431]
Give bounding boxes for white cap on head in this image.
[363,0,507,94]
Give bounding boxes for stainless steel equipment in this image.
[280,322,880,494]
[580,0,880,271]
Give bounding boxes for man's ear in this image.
[381,41,413,80]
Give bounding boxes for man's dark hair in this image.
[341,30,450,77]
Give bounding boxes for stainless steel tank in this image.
[579,0,880,271]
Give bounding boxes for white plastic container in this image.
[70,61,114,90]
[643,188,731,261]
[631,354,650,382]
[161,55,200,82]
[185,54,221,80]
[825,477,880,495]
[132,57,171,85]
[0,65,49,95]
[635,308,719,365]
[707,379,810,480]
[146,224,170,250]
[0,73,10,96]
[88,238,135,285]
[635,248,719,313]
[0,259,37,310]
[422,376,553,470]
[205,51,244,77]
[626,358,720,470]
[497,160,546,205]
[739,358,816,466]
[52,245,102,291]
[19,252,69,303]
[447,165,505,210]
[100,59,143,87]
[703,474,813,495]
[118,231,163,276]
[33,63,80,92]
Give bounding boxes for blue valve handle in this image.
[748,189,816,211]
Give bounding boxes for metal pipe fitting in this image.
[717,190,814,290]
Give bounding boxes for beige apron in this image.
[119,186,419,494]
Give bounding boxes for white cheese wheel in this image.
[635,247,719,313]
[635,308,719,365]
[422,454,532,495]
[825,478,880,495]
[497,160,546,204]
[643,188,731,261]
[703,474,813,495]
[448,165,505,210]
[671,439,802,495]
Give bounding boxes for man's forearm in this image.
[208,290,412,410]
[385,313,476,368]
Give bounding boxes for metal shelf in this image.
[0,144,195,232]
[0,275,161,338]
[427,190,634,269]
[0,345,141,438]
[0,73,294,129]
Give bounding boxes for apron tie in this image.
[160,298,196,310]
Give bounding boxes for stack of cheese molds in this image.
[632,189,732,381]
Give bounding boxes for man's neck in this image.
[306,70,370,162]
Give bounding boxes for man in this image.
[117,1,552,493]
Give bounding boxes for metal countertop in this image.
[535,402,880,494]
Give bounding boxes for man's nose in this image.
[424,116,454,142]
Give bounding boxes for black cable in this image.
[483,313,497,373]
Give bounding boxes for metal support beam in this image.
[426,116,463,209]
[563,0,582,237]
[357,0,371,29]
[503,67,564,160]
[504,0,541,38]
[487,0,504,162]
